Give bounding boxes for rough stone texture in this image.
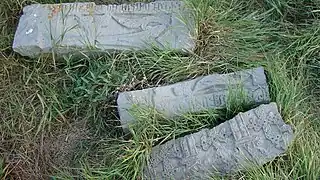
[13,1,195,57]
[117,67,270,129]
[144,103,294,179]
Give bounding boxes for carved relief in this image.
[144,103,294,179]
[210,125,233,143]
[199,130,213,151]
[104,1,184,12]
[252,136,269,156]
[251,86,269,102]
[246,112,263,132]
[118,67,270,130]
[95,13,173,48]
[263,124,285,150]
[280,124,294,134]
[13,1,194,57]
[253,105,265,121]
[266,111,282,125]
[240,136,270,164]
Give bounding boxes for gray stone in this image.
[13,1,195,57]
[144,103,294,179]
[117,67,270,129]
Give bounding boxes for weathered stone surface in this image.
[144,103,294,179]
[13,1,195,57]
[117,67,270,129]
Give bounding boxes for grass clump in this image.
[75,88,254,179]
[0,0,319,179]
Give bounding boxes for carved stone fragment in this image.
[13,1,195,57]
[144,103,294,179]
[117,67,270,129]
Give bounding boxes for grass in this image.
[0,0,319,179]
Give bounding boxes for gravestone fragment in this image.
[117,67,270,129]
[13,1,195,57]
[144,103,294,179]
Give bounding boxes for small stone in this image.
[13,1,195,57]
[117,67,270,130]
[144,103,294,179]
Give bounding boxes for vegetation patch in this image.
[0,0,319,179]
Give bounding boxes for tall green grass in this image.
[0,0,319,179]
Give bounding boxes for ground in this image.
[0,0,319,179]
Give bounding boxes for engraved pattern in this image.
[95,12,173,48]
[13,1,194,57]
[144,103,294,179]
[247,112,263,132]
[118,67,270,129]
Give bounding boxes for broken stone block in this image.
[144,103,294,179]
[13,1,195,57]
[117,67,270,129]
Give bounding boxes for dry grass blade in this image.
[0,0,319,179]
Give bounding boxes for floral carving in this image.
[266,111,281,125]
[247,114,263,132]
[145,103,293,179]
[200,133,212,151]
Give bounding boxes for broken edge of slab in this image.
[117,67,270,131]
[143,102,294,179]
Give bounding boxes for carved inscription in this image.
[104,1,184,12]
[46,3,96,15]
[13,1,195,57]
[117,67,270,129]
[144,103,294,179]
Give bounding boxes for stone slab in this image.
[144,103,294,179]
[13,1,195,57]
[117,67,270,129]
